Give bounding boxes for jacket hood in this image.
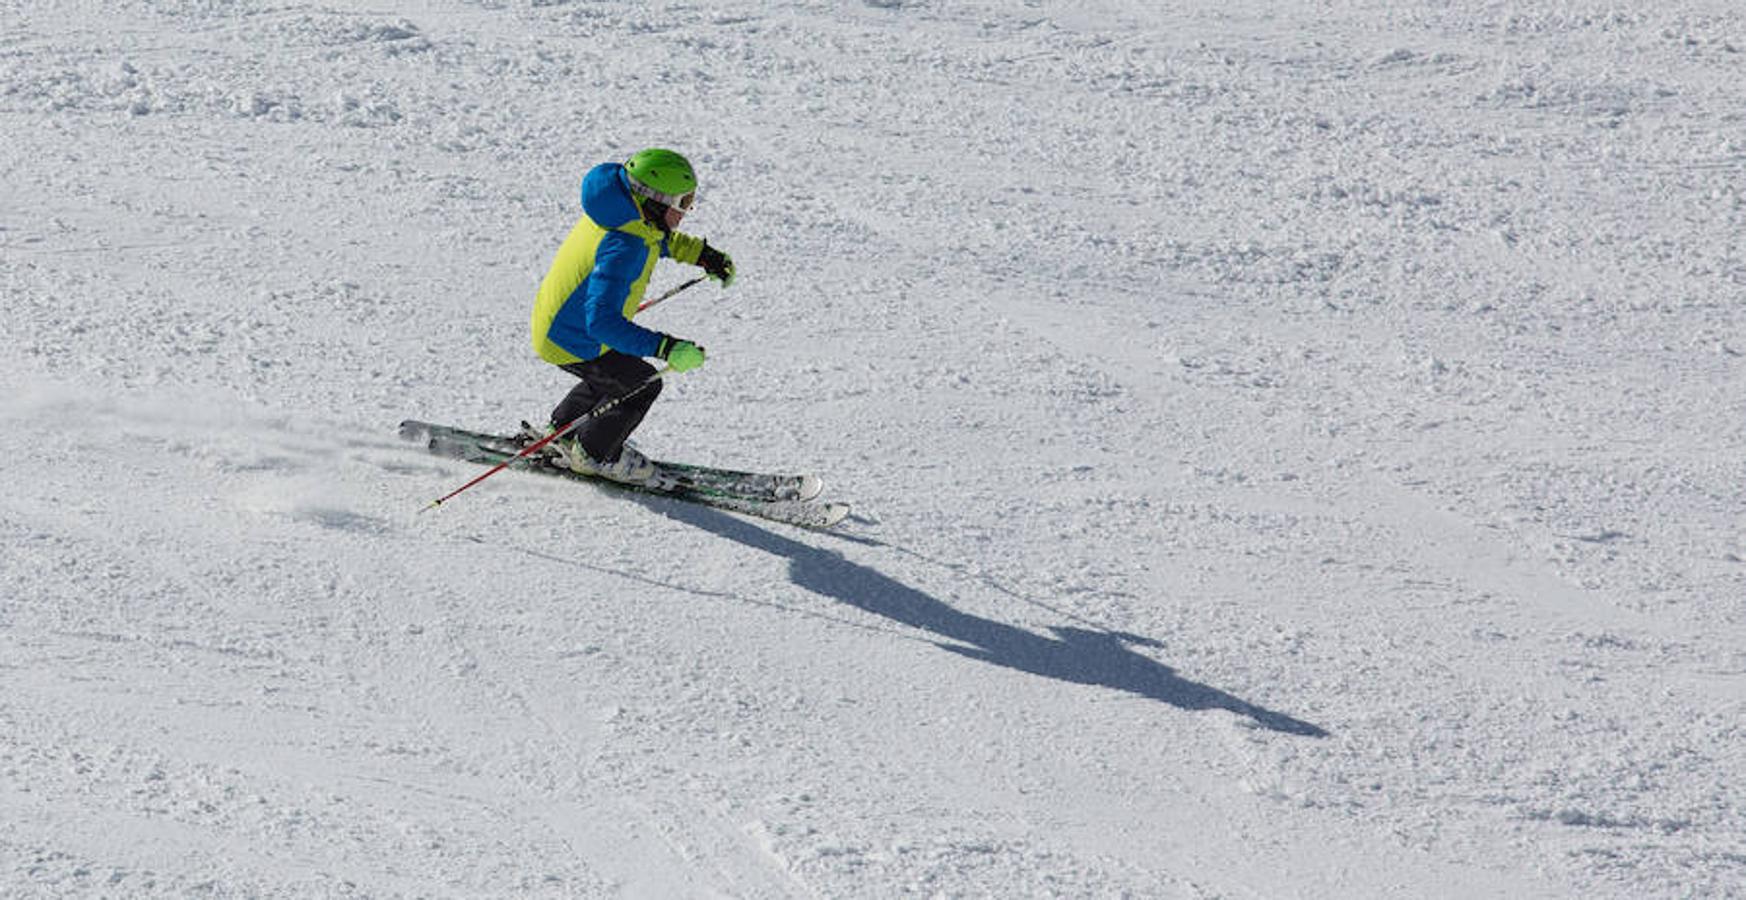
[580,162,642,228]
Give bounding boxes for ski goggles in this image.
[627,179,696,213]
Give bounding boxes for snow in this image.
[3,0,1744,896]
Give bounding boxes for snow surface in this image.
[3,0,1745,896]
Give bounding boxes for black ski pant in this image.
[550,351,662,463]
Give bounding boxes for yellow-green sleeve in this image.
[666,231,704,265]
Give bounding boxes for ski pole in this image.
[637,275,706,312]
[420,368,673,512]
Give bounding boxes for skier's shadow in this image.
[651,501,1328,737]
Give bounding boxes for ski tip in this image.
[817,502,852,529]
[799,474,826,502]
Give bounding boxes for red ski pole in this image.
[637,275,706,312]
[420,368,673,511]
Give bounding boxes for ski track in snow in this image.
[3,0,1744,897]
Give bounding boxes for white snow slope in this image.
[3,0,1744,897]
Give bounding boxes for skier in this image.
[529,148,736,483]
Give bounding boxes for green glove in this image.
[659,337,707,373]
[698,242,735,288]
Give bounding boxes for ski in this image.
[647,458,824,503]
[399,420,849,530]
[403,420,823,503]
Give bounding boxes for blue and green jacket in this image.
[530,163,705,365]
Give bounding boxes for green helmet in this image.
[624,148,697,208]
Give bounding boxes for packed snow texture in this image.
[3,0,1744,897]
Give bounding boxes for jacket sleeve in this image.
[665,230,705,265]
[581,233,667,358]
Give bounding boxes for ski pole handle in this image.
[637,276,706,312]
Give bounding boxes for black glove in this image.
[697,242,736,287]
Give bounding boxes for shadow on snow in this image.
[648,499,1329,738]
